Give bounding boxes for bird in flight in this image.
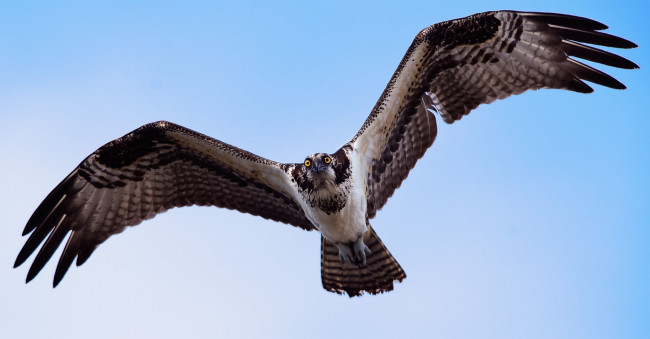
[15,10,637,297]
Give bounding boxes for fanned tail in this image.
[320,225,406,297]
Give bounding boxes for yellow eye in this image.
[323,156,331,164]
[304,159,311,167]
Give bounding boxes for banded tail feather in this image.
[321,226,406,297]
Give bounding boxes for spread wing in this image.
[351,11,638,218]
[15,121,314,286]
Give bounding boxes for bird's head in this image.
[292,148,351,195]
[304,153,334,173]
[303,153,336,187]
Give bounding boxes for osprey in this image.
[15,11,637,297]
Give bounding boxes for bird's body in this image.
[15,10,637,297]
[287,149,358,240]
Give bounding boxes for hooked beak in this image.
[313,164,327,172]
[310,159,327,173]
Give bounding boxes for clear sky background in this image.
[1,1,648,338]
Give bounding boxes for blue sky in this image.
[1,1,648,338]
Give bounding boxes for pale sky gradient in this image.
[1,1,648,338]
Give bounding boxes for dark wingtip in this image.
[565,58,629,90]
[519,11,609,30]
[566,78,594,93]
[14,256,25,269]
[613,38,638,49]
[14,238,40,269]
[516,11,639,50]
[599,79,626,90]
[22,171,78,236]
[618,60,639,70]
[25,267,38,284]
[53,231,79,288]
[550,25,638,49]
[562,40,640,70]
[76,247,93,266]
[24,224,70,285]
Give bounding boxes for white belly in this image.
[305,186,367,243]
[291,148,368,244]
